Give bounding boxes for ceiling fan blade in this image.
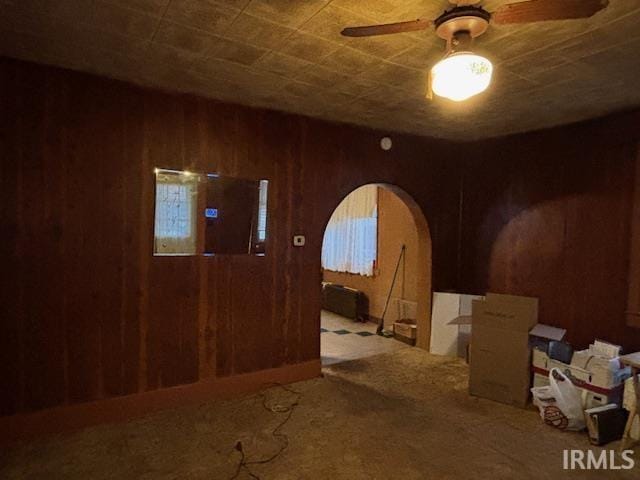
[341,19,432,37]
[492,0,608,25]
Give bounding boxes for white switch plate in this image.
[293,235,305,247]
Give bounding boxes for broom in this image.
[377,244,405,337]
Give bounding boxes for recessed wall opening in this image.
[320,183,432,366]
[152,168,269,256]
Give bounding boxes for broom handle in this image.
[378,244,405,334]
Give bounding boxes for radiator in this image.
[322,283,368,320]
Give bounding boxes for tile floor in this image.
[321,309,409,366]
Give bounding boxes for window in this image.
[155,183,193,238]
[256,180,268,242]
[153,169,269,256]
[154,169,198,255]
[322,185,378,276]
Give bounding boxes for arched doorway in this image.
[319,183,432,365]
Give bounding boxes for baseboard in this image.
[0,359,321,445]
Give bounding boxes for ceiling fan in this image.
[341,0,609,101]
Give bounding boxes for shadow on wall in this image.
[469,135,640,349]
[485,193,635,349]
[487,199,566,292]
[461,129,629,299]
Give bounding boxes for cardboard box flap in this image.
[529,323,566,341]
[448,315,473,326]
[430,293,482,358]
[459,295,483,316]
[485,293,539,309]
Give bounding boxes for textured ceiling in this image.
[2,0,640,140]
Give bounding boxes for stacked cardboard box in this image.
[468,293,631,411]
[469,293,539,408]
[572,341,630,387]
[531,340,631,409]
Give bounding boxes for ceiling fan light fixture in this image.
[430,52,493,102]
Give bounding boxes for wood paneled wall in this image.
[458,112,640,350]
[3,57,640,419]
[0,58,463,416]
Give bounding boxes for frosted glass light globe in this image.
[431,53,493,102]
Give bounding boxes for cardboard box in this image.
[571,349,610,371]
[530,323,568,371]
[469,294,539,408]
[474,293,538,332]
[529,324,566,352]
[591,366,631,389]
[430,292,483,358]
[393,320,416,339]
[533,372,549,388]
[470,328,532,406]
[533,364,624,409]
[535,373,619,409]
[548,359,593,385]
[532,348,550,370]
[583,388,623,410]
[393,319,416,346]
[571,349,630,389]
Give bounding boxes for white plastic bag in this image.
[531,368,585,431]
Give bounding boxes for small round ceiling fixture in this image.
[431,51,493,101]
[380,136,392,151]
[431,8,493,102]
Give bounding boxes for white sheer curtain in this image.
[154,171,199,255]
[322,185,378,276]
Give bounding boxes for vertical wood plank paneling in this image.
[64,73,103,404]
[626,145,640,328]
[0,61,23,414]
[19,69,69,411]
[144,95,176,391]
[19,68,46,411]
[231,257,272,374]
[461,124,640,350]
[264,114,288,370]
[96,84,126,398]
[215,257,233,377]
[286,115,303,365]
[39,71,68,409]
[8,56,640,418]
[180,257,200,385]
[174,99,199,386]
[299,119,322,363]
[120,88,145,396]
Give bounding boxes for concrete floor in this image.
[1,348,638,479]
[321,310,409,366]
